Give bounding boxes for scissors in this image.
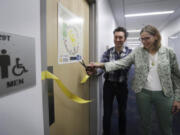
[79,59,87,68]
[79,59,92,71]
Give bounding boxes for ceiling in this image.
[109,0,180,48]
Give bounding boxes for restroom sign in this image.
[0,32,36,96]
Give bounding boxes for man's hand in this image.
[172,101,180,114]
[86,63,97,76]
[86,62,105,76]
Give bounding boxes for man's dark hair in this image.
[113,27,128,39]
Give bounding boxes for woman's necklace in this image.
[151,60,155,66]
[149,54,156,66]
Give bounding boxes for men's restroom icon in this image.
[0,49,28,79]
[0,49,10,79]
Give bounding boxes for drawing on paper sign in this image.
[58,3,83,64]
[63,25,80,55]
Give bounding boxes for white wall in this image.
[161,17,180,46]
[96,0,116,135]
[0,0,44,135]
[97,0,116,61]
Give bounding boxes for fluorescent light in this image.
[127,41,141,44]
[125,10,174,17]
[127,37,139,40]
[127,43,140,46]
[127,29,141,33]
[169,36,178,39]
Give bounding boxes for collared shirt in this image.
[100,46,132,83]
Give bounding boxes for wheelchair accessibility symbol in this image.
[12,58,28,76]
[0,49,28,79]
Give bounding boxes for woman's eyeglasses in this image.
[139,37,151,41]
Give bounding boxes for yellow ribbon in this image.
[42,71,91,104]
[80,62,102,84]
[80,75,90,84]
